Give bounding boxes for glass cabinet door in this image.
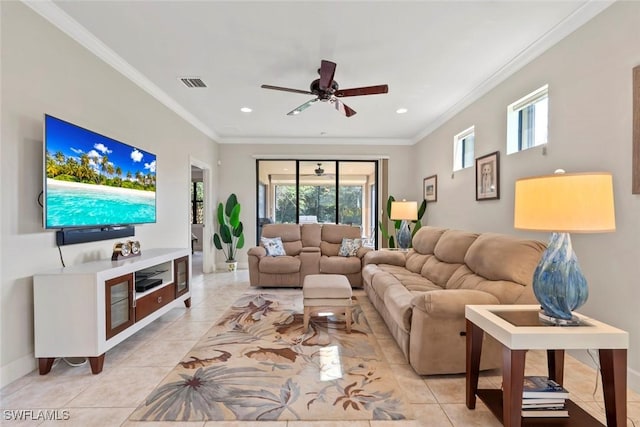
[174,256,189,297]
[105,273,134,339]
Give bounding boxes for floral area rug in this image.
[129,290,413,422]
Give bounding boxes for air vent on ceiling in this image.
[179,77,207,88]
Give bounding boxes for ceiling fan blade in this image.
[286,98,318,116]
[335,84,389,97]
[319,60,337,90]
[261,84,314,96]
[332,98,357,117]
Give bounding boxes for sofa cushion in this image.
[258,256,301,274]
[405,252,430,273]
[283,240,303,256]
[320,255,362,274]
[339,238,362,257]
[261,237,286,256]
[464,233,545,286]
[420,257,463,288]
[322,224,362,243]
[301,223,322,247]
[433,230,478,263]
[262,223,300,241]
[411,226,447,255]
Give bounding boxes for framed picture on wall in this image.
[476,151,500,201]
[423,175,437,202]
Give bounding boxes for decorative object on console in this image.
[390,200,418,250]
[475,151,500,201]
[423,175,437,202]
[213,193,245,271]
[514,170,616,325]
[112,240,141,260]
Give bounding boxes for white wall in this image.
[217,143,414,268]
[0,2,219,387]
[412,1,640,391]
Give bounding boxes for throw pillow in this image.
[339,238,362,257]
[261,236,286,256]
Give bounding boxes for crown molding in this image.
[22,0,220,142]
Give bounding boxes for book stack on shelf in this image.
[521,376,570,418]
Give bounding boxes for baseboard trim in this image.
[0,353,36,389]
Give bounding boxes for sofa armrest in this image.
[301,247,321,253]
[247,246,267,258]
[363,250,406,267]
[411,289,500,319]
[356,246,373,259]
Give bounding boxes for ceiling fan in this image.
[301,163,335,179]
[261,60,389,117]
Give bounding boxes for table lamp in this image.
[514,170,615,325]
[390,200,418,250]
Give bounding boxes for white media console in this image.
[33,248,191,374]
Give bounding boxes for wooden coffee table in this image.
[465,304,629,427]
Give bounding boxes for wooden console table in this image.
[465,305,628,427]
[34,248,191,374]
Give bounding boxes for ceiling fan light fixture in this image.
[315,163,325,176]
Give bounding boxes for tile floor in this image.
[1,253,638,426]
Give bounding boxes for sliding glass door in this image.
[256,159,378,247]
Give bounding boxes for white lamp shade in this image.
[390,200,418,221]
[514,172,615,233]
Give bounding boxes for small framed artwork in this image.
[476,151,500,201]
[423,175,437,202]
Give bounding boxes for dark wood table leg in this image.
[184,297,191,308]
[502,347,526,427]
[38,358,55,375]
[547,349,565,385]
[466,319,483,409]
[599,348,627,427]
[88,354,105,374]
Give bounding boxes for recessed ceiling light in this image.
[240,107,252,113]
[396,108,408,114]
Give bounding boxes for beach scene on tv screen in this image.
[45,116,156,228]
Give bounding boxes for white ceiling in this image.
[28,1,612,145]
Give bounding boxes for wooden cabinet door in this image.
[105,273,134,339]
[174,256,189,298]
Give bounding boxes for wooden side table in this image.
[465,305,629,427]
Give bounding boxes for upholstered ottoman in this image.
[302,274,352,333]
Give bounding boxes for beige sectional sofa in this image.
[248,223,371,287]
[362,226,545,375]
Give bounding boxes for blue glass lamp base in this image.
[533,232,588,326]
[396,220,412,250]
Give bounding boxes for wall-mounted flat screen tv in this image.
[43,114,157,229]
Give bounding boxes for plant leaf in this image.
[229,204,241,228]
[225,193,238,217]
[220,224,232,244]
[417,199,427,220]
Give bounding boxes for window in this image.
[256,159,378,246]
[190,181,203,224]
[453,126,475,171]
[507,85,549,154]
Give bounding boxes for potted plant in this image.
[213,193,245,271]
